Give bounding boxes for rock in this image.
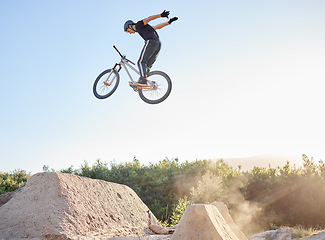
[301,231,325,240]
[250,227,297,240]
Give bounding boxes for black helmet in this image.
[124,20,134,31]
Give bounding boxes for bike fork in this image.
[104,71,115,86]
[105,64,121,86]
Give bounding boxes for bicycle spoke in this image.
[138,71,172,104]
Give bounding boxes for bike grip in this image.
[113,45,119,52]
[113,45,123,57]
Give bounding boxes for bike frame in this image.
[119,58,139,83]
[109,46,155,90]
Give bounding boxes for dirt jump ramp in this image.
[0,172,158,239]
[171,203,248,240]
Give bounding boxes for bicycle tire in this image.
[138,71,172,104]
[93,69,120,99]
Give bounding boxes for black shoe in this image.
[136,78,148,86]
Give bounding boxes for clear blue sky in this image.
[1,0,325,174]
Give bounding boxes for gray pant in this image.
[137,40,161,79]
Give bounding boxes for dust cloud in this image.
[226,177,268,235]
[174,169,269,235]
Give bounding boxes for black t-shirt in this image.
[135,20,160,41]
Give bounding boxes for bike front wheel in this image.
[93,69,120,99]
[138,71,172,104]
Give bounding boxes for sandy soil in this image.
[0,172,166,239]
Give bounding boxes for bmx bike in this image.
[93,46,172,104]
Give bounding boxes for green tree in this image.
[169,197,191,226]
[190,170,224,203]
[0,170,30,194]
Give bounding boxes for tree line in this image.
[1,154,325,233]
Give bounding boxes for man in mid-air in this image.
[124,10,178,86]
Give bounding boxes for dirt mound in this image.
[0,188,20,207]
[171,204,247,240]
[210,202,248,240]
[0,172,159,239]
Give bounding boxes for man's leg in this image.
[147,41,161,70]
[137,40,161,81]
[137,41,151,80]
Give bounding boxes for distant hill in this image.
[214,154,303,171]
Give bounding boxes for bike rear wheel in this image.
[138,71,172,104]
[93,69,120,99]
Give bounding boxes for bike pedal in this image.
[129,83,138,92]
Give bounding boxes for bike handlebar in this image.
[113,45,135,65]
[113,45,123,58]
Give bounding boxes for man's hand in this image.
[161,10,170,18]
[168,17,178,24]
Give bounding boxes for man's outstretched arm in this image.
[143,10,170,25]
[153,17,178,30]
